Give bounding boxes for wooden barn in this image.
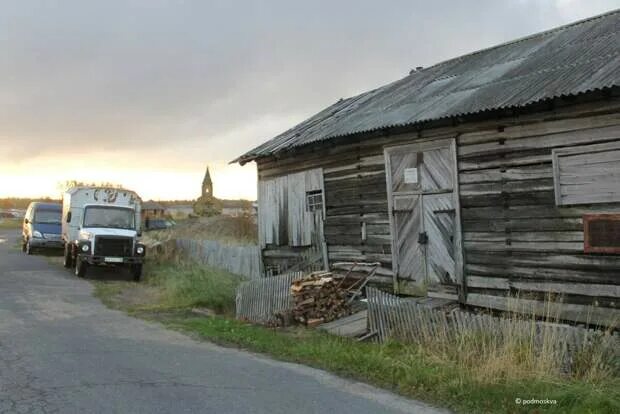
[233,11,620,326]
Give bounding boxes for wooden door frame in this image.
[384,137,465,298]
[318,168,329,270]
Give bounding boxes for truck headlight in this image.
[33,230,43,238]
[81,244,90,252]
[136,246,145,255]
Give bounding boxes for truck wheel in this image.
[75,258,88,278]
[63,244,74,268]
[131,264,142,282]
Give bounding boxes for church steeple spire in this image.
[202,166,213,198]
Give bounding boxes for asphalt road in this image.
[0,229,448,414]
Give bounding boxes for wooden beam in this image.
[466,293,620,327]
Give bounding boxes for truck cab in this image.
[62,187,146,281]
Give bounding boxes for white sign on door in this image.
[404,167,418,184]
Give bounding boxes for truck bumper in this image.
[29,238,64,249]
[78,255,145,265]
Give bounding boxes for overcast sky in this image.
[1,0,618,200]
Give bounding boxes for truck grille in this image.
[94,236,133,257]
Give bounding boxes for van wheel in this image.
[25,240,33,255]
[131,264,142,282]
[75,259,87,278]
[63,245,74,268]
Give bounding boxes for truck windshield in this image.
[34,209,61,224]
[83,206,135,230]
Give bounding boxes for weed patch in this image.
[93,259,242,315]
[146,261,242,314]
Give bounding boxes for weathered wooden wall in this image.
[457,108,620,325]
[255,96,620,325]
[257,168,325,273]
[257,136,396,283]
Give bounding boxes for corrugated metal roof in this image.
[234,9,620,164]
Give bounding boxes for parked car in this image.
[22,202,63,254]
[143,218,175,231]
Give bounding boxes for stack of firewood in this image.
[290,271,356,327]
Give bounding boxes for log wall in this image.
[457,108,620,325]
[255,96,620,325]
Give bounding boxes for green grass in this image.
[92,260,620,414]
[144,260,242,314]
[161,315,619,414]
[0,218,21,229]
[93,259,243,315]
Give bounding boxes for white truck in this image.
[62,186,146,280]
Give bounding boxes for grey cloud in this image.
[0,0,618,165]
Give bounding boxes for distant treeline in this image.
[155,199,255,206]
[156,200,197,207]
[0,198,60,209]
[1,197,254,210]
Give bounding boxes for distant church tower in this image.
[201,166,213,198]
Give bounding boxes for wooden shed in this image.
[233,10,620,326]
[142,201,167,219]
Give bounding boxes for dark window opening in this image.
[306,190,323,212]
[264,264,282,277]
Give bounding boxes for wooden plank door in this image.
[422,193,456,286]
[385,139,462,297]
[392,194,425,282]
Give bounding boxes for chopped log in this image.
[307,318,324,327]
[290,272,362,326]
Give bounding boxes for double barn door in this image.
[385,139,462,297]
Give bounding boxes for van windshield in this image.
[83,206,135,230]
[34,209,61,225]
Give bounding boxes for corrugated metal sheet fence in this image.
[367,287,619,371]
[175,239,262,280]
[236,271,304,324]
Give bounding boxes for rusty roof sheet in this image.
[235,9,620,164]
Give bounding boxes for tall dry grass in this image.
[392,293,619,385]
[145,215,257,245]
